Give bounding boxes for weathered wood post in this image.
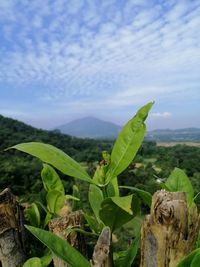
[140,190,200,267]
[0,188,26,267]
[49,205,86,267]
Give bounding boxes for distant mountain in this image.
[55,117,121,138]
[146,128,200,142]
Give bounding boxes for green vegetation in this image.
[0,103,200,266]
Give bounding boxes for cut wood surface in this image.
[140,190,200,267]
[0,188,26,267]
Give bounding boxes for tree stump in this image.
[49,208,86,267]
[0,188,26,267]
[140,190,200,267]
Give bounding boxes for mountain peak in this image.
[56,117,121,138]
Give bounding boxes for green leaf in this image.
[88,184,104,223]
[22,257,43,267]
[25,225,90,267]
[106,102,154,182]
[9,142,92,183]
[120,186,152,208]
[46,190,65,215]
[40,254,52,267]
[25,203,41,227]
[115,233,140,267]
[106,177,119,197]
[176,249,200,267]
[190,253,200,267]
[165,168,194,205]
[41,164,64,193]
[99,195,140,231]
[43,212,52,228]
[84,213,102,234]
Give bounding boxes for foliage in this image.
[10,102,153,267]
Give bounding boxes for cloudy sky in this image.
[0,0,199,130]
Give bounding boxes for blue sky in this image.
[0,0,199,130]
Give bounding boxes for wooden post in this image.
[0,188,26,267]
[140,190,200,267]
[91,226,111,267]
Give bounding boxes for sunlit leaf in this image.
[25,225,90,267]
[25,203,41,227]
[41,164,64,193]
[8,142,92,183]
[165,168,194,205]
[106,102,154,182]
[46,190,65,215]
[88,184,104,223]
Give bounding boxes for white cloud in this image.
[0,0,199,127]
[151,112,172,118]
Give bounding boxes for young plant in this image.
[8,102,154,267]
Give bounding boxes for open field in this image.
[157,142,200,147]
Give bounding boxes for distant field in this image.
[157,142,200,147]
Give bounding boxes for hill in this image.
[0,114,113,195]
[55,117,121,138]
[146,128,200,142]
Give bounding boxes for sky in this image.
[0,0,199,130]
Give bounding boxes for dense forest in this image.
[0,114,200,202]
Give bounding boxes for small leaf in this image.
[88,184,104,223]
[8,142,92,183]
[46,190,65,215]
[25,203,41,227]
[106,102,154,182]
[41,164,64,193]
[165,168,194,204]
[84,213,102,234]
[25,225,90,267]
[176,249,200,267]
[99,195,140,231]
[120,186,152,208]
[22,257,43,267]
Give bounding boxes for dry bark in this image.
[140,190,200,267]
[91,226,111,267]
[49,205,86,267]
[0,188,26,267]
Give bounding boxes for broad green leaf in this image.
[165,168,194,205]
[25,225,90,267]
[46,190,65,215]
[106,177,119,197]
[22,257,43,267]
[111,195,134,215]
[106,102,154,182]
[99,195,140,231]
[88,184,104,223]
[196,231,200,248]
[25,203,41,227]
[120,186,152,208]
[115,233,140,267]
[9,142,92,183]
[176,249,200,267]
[41,164,64,193]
